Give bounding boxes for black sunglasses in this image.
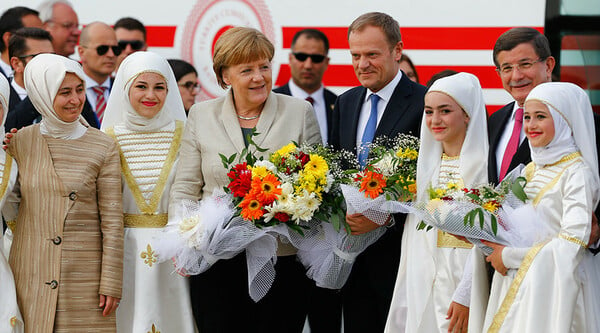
[292,52,326,63]
[87,44,122,56]
[118,40,145,51]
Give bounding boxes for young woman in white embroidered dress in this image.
[385,72,489,333]
[101,51,194,333]
[0,71,22,333]
[479,82,600,332]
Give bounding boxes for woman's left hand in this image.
[99,294,120,317]
[481,240,507,275]
[346,213,385,235]
[446,301,469,333]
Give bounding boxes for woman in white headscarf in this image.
[385,72,489,333]
[0,73,22,332]
[6,54,123,332]
[480,82,600,332]
[101,51,194,333]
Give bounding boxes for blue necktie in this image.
[358,94,380,168]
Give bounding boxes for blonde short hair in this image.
[212,27,274,89]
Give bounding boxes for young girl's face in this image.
[128,72,167,119]
[524,100,555,147]
[424,91,469,147]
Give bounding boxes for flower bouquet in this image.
[298,133,420,289]
[158,132,345,301]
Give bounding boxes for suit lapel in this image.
[221,91,247,152]
[345,88,366,150]
[254,92,277,148]
[375,74,412,138]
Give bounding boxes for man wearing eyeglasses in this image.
[274,29,336,146]
[77,22,121,128]
[114,17,148,73]
[0,6,43,80]
[37,0,80,58]
[4,27,53,130]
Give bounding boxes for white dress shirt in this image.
[356,70,403,148]
[10,79,27,101]
[494,102,527,176]
[288,80,328,145]
[0,60,12,78]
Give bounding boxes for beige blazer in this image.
[7,125,123,332]
[169,90,321,234]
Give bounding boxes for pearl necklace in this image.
[237,113,261,120]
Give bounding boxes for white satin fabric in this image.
[479,82,600,332]
[0,74,22,332]
[386,72,489,332]
[102,52,194,332]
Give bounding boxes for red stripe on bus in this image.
[561,66,600,89]
[275,64,503,88]
[281,27,544,50]
[145,26,177,47]
[562,35,600,51]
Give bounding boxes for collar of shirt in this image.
[0,60,13,78]
[288,79,325,105]
[363,70,403,106]
[84,74,111,91]
[10,78,27,100]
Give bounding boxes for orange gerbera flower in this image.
[251,173,282,204]
[239,194,264,220]
[360,171,387,199]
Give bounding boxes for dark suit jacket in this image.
[487,102,531,184]
[330,73,426,332]
[7,79,21,115]
[5,97,100,131]
[273,82,337,140]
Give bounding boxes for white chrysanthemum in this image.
[178,215,204,249]
[372,153,396,176]
[254,160,277,173]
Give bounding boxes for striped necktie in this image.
[92,86,107,123]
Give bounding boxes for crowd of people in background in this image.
[0,1,599,333]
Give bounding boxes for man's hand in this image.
[346,213,384,235]
[481,240,507,276]
[99,294,120,317]
[447,301,469,333]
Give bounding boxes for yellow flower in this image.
[396,148,418,160]
[447,182,459,190]
[251,166,270,179]
[482,201,499,212]
[434,188,446,198]
[271,142,297,162]
[304,154,329,177]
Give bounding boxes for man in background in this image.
[114,17,148,72]
[37,0,80,57]
[0,6,43,79]
[274,29,336,146]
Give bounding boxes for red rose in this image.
[274,212,290,222]
[228,170,252,197]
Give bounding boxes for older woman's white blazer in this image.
[169,90,322,212]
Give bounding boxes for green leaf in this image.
[331,213,341,232]
[491,215,498,235]
[478,208,485,229]
[219,153,229,168]
[511,176,528,202]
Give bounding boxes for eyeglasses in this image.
[82,45,122,56]
[48,20,80,31]
[292,52,326,63]
[178,81,199,92]
[118,40,146,51]
[497,58,545,75]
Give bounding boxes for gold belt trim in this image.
[488,241,549,332]
[559,233,587,248]
[124,213,168,228]
[437,230,473,249]
[6,220,16,233]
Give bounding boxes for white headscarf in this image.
[101,51,186,132]
[0,74,9,138]
[525,82,599,189]
[416,72,489,200]
[24,53,88,139]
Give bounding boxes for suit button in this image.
[69,191,77,201]
[46,280,58,289]
[52,236,62,245]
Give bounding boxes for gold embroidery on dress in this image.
[147,324,161,333]
[488,241,549,332]
[6,220,16,233]
[124,213,168,228]
[441,153,459,161]
[0,155,13,201]
[532,152,581,206]
[436,230,473,249]
[107,121,183,216]
[559,233,587,248]
[140,244,157,267]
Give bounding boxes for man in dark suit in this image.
[488,28,556,184]
[329,12,426,332]
[274,29,336,145]
[0,6,43,80]
[275,28,340,332]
